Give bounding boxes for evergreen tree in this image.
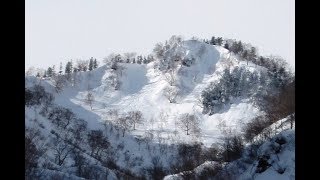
[238,41,243,53]
[59,62,63,75]
[89,57,94,71]
[216,37,223,46]
[231,41,243,54]
[142,57,148,64]
[224,42,230,50]
[210,36,216,45]
[73,67,78,73]
[43,70,47,78]
[52,65,56,77]
[65,61,73,75]
[249,47,257,61]
[93,59,98,69]
[258,56,265,66]
[47,67,53,77]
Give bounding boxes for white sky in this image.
[26,0,294,70]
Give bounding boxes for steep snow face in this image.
[33,40,261,147]
[176,40,221,94]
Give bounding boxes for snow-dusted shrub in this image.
[242,115,271,142]
[255,155,271,173]
[261,80,295,123]
[196,163,223,179]
[176,143,203,171]
[146,156,166,180]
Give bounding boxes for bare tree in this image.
[149,117,156,131]
[106,109,118,120]
[163,86,178,103]
[159,110,168,131]
[76,60,89,72]
[128,111,143,130]
[87,130,110,158]
[25,128,45,178]
[52,138,73,166]
[115,115,132,137]
[85,91,94,110]
[164,69,177,86]
[70,118,87,146]
[178,113,200,135]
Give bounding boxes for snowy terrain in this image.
[25,39,294,179]
[43,40,261,145]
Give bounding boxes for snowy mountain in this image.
[25,37,294,179]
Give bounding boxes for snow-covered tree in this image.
[26,66,36,76]
[164,69,177,86]
[103,53,121,70]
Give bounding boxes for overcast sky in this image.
[26,0,294,70]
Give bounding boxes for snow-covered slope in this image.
[40,40,261,146]
[25,39,294,179]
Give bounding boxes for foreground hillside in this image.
[25,36,294,179]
